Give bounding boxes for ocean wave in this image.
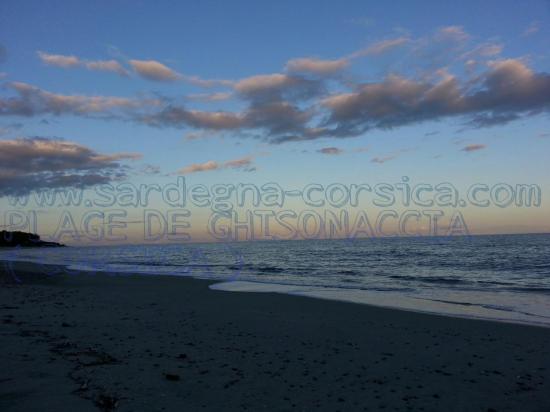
[416,297,550,320]
[389,274,470,285]
[505,286,550,294]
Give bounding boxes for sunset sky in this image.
[1,0,549,242]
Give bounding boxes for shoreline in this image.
[209,280,550,329]
[3,256,549,329]
[1,261,550,410]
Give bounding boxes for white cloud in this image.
[37,51,129,76]
[186,92,233,102]
[349,37,410,58]
[178,156,255,174]
[286,57,349,75]
[437,26,470,42]
[129,59,180,81]
[37,51,80,68]
[85,60,129,76]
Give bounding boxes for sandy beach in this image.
[1,262,549,412]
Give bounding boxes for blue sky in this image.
[1,1,549,242]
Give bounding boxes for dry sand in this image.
[1,261,549,411]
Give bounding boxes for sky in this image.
[0,0,549,244]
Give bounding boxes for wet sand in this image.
[1,261,549,411]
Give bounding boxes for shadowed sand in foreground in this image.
[1,262,549,411]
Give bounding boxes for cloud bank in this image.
[1,30,549,146]
[0,137,141,196]
[0,82,158,117]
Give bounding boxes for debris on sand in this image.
[164,372,181,381]
[94,393,120,411]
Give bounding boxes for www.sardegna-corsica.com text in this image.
[7,177,542,211]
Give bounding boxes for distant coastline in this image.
[0,230,65,248]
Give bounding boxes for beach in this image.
[1,262,549,411]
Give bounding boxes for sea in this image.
[1,233,549,327]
